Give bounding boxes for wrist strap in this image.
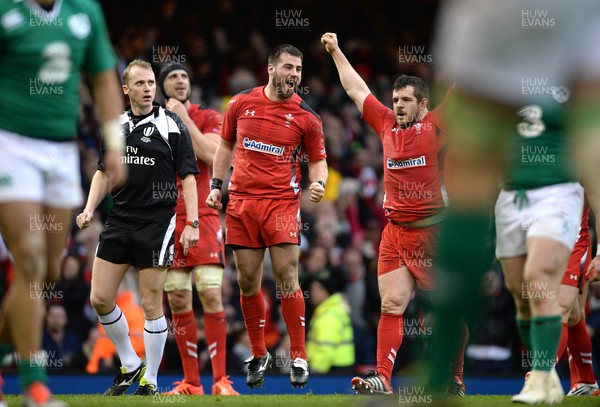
[211,178,223,191]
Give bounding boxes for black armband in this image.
[211,178,224,191]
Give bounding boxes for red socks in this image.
[171,310,200,386]
[556,323,568,362]
[281,289,306,360]
[204,311,227,382]
[376,313,403,382]
[240,292,267,357]
[450,321,468,382]
[568,319,596,384]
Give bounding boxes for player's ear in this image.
[267,63,274,76]
[122,84,129,95]
[419,97,428,110]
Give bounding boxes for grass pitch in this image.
[5,394,600,407]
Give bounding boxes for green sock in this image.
[426,209,495,391]
[516,318,532,351]
[18,356,48,390]
[530,315,562,372]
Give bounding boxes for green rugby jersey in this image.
[502,89,578,190]
[0,0,115,140]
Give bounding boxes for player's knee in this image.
[199,287,223,312]
[140,294,162,317]
[167,290,190,313]
[380,296,408,314]
[11,236,46,281]
[237,272,260,295]
[90,291,116,315]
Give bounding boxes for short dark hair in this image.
[268,44,303,66]
[393,75,429,102]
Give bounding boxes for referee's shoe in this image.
[103,362,145,396]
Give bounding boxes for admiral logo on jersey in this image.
[387,155,426,169]
[243,137,284,156]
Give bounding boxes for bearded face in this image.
[269,53,302,100]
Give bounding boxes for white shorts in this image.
[434,0,600,105]
[0,130,82,208]
[495,182,584,258]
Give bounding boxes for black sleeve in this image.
[97,144,106,172]
[166,111,199,179]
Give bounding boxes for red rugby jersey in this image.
[221,86,326,199]
[175,103,222,218]
[362,93,445,223]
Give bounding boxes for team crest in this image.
[285,113,294,126]
[1,9,24,30]
[68,14,91,40]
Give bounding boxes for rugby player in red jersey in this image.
[157,63,238,396]
[321,32,464,396]
[206,44,328,389]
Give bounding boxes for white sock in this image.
[97,305,140,372]
[143,315,168,387]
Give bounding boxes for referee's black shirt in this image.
[98,102,199,209]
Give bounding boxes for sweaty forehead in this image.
[392,86,416,99]
[130,66,155,81]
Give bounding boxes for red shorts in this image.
[562,234,592,291]
[171,214,225,269]
[225,198,301,248]
[377,222,438,290]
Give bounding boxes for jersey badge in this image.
[245,109,255,116]
[68,14,91,40]
[141,127,153,143]
[285,113,294,126]
[1,9,24,31]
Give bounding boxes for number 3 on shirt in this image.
[516,105,545,139]
[38,41,72,84]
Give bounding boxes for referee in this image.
[76,59,199,396]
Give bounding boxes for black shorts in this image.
[96,206,176,268]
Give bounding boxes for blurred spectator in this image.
[42,303,82,371]
[306,270,354,373]
[465,264,516,375]
[56,255,92,341]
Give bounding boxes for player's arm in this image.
[308,159,328,204]
[89,70,127,187]
[321,32,371,114]
[180,173,199,255]
[206,139,235,210]
[165,99,219,166]
[76,170,110,230]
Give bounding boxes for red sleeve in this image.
[430,107,447,151]
[221,96,240,143]
[303,115,327,161]
[361,93,392,141]
[200,108,222,134]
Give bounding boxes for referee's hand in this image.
[206,189,223,210]
[180,226,199,256]
[76,210,93,230]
